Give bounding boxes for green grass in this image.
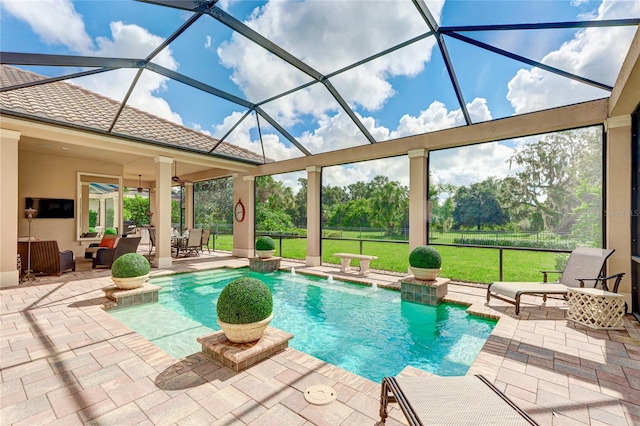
[209,234,567,284]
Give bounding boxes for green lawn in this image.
[209,234,567,284]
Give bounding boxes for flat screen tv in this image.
[26,198,74,219]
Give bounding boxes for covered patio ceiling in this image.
[1,0,639,167]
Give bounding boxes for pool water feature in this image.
[109,268,496,382]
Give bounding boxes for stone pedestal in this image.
[400,277,450,306]
[249,256,282,273]
[102,283,160,310]
[198,326,293,372]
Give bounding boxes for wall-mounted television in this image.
[26,198,75,219]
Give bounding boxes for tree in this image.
[290,178,307,227]
[256,175,295,232]
[453,178,507,230]
[369,180,408,231]
[501,128,602,232]
[194,177,233,226]
[123,195,151,226]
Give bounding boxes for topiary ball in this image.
[112,253,150,278]
[255,236,275,251]
[409,245,442,269]
[104,227,118,235]
[217,277,273,324]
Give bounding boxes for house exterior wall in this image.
[18,150,122,259]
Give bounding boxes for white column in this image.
[0,129,21,287]
[154,156,173,268]
[232,174,255,258]
[605,116,632,306]
[184,182,194,230]
[99,197,106,229]
[306,166,322,266]
[408,149,428,251]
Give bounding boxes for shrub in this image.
[112,253,150,278]
[216,277,273,324]
[451,237,577,250]
[256,236,275,251]
[104,227,118,235]
[409,245,442,269]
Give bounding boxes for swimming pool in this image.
[109,268,496,382]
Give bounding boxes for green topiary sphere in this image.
[255,236,275,251]
[409,245,442,269]
[217,277,273,324]
[104,227,118,235]
[112,253,150,278]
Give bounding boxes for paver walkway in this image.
[1,253,639,425]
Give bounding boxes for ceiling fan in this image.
[137,175,149,193]
[172,162,193,184]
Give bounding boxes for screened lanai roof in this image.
[1,0,639,164]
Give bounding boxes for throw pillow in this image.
[98,237,116,249]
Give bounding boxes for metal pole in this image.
[499,248,504,281]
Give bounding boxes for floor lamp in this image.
[22,207,38,283]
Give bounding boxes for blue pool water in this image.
[109,268,496,382]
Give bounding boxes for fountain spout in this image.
[327,275,334,283]
[291,267,296,275]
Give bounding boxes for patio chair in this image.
[17,240,75,277]
[148,227,156,255]
[180,229,202,257]
[200,228,211,253]
[487,247,623,314]
[92,237,141,269]
[380,375,538,425]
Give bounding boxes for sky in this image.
[1,0,638,192]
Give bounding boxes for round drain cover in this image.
[304,385,337,405]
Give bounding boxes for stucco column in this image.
[148,188,156,226]
[232,174,255,258]
[0,129,21,287]
[306,166,322,266]
[154,156,173,268]
[408,149,428,251]
[81,182,90,234]
[184,182,194,230]
[605,116,632,307]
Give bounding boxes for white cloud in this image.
[2,1,184,124]
[506,0,639,114]
[324,157,410,189]
[0,0,94,53]
[217,0,440,115]
[571,0,589,6]
[212,111,305,162]
[429,142,519,188]
[388,98,492,139]
[204,35,212,49]
[77,22,182,124]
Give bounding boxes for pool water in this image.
[109,268,496,382]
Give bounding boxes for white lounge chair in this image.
[487,247,623,314]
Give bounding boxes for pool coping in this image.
[2,254,639,425]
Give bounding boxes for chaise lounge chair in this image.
[380,375,538,425]
[487,247,624,314]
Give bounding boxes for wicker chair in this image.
[92,237,141,269]
[17,241,75,278]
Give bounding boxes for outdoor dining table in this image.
[171,236,187,258]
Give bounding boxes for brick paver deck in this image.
[1,253,639,425]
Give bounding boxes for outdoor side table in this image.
[566,288,626,330]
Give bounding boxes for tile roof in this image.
[0,65,264,163]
